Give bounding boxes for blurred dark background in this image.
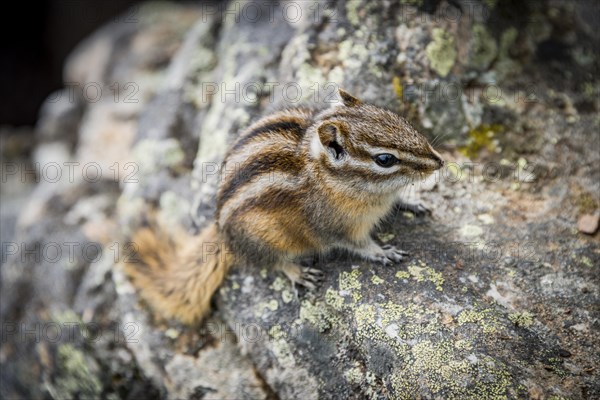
[0,0,139,127]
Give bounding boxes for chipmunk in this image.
[125,89,444,324]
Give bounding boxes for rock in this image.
[577,213,600,234]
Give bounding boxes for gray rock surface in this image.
[1,1,599,399]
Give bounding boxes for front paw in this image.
[366,245,409,265]
[382,244,409,263]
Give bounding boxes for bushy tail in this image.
[124,222,233,324]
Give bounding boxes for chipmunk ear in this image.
[338,88,362,107]
[318,121,346,160]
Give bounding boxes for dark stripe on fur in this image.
[230,120,305,154]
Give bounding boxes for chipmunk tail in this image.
[124,222,232,325]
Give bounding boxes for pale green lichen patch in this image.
[268,325,294,365]
[270,277,287,291]
[469,24,498,70]
[267,325,327,395]
[338,37,383,78]
[165,328,179,339]
[391,340,513,399]
[339,268,363,302]
[350,299,517,398]
[457,308,502,334]
[344,363,364,384]
[299,300,332,332]
[254,299,279,317]
[371,275,384,285]
[376,232,395,243]
[496,28,521,80]
[134,138,185,175]
[454,339,473,350]
[51,309,82,327]
[325,288,345,311]
[508,311,534,328]
[426,28,457,77]
[407,261,445,291]
[159,191,191,225]
[345,0,361,26]
[579,255,593,268]
[281,289,294,303]
[267,299,278,311]
[395,270,410,280]
[54,344,102,398]
[354,301,438,353]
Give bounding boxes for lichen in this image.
[426,28,457,77]
[270,277,287,292]
[395,270,410,280]
[392,76,403,100]
[339,268,362,302]
[267,299,278,311]
[254,299,279,317]
[349,297,518,398]
[159,191,191,225]
[579,256,593,268]
[281,290,294,303]
[268,325,294,365]
[344,364,364,384]
[407,261,444,291]
[54,344,102,399]
[133,138,185,176]
[469,24,498,70]
[325,288,345,311]
[296,62,326,101]
[457,308,502,334]
[299,299,331,332]
[338,38,382,77]
[345,0,361,26]
[508,311,534,328]
[391,341,513,399]
[495,28,521,80]
[371,275,384,285]
[376,232,395,243]
[459,124,503,158]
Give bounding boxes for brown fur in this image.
[124,222,232,324]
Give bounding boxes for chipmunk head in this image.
[310,89,444,194]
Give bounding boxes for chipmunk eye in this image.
[373,153,398,168]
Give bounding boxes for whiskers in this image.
[430,132,452,148]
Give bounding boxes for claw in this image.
[380,245,409,264]
[298,267,324,289]
[399,202,431,216]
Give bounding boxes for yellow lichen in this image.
[508,311,534,328]
[407,262,444,291]
[270,277,287,291]
[299,300,331,332]
[395,270,410,280]
[459,124,503,158]
[325,288,345,311]
[339,268,362,302]
[457,308,501,334]
[392,76,403,100]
